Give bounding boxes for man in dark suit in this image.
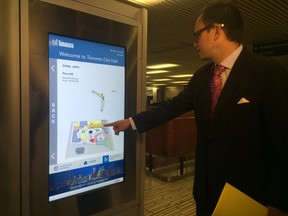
[106,1,288,215]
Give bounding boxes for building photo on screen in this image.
[48,34,126,201]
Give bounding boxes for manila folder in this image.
[212,183,268,216]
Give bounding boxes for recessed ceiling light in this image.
[170,74,193,78]
[151,78,172,81]
[171,81,189,84]
[153,83,166,86]
[147,63,180,69]
[147,70,169,74]
[127,0,166,6]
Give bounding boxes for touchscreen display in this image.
[48,34,125,201]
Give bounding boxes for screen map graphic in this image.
[66,120,114,158]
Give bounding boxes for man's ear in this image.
[214,24,223,41]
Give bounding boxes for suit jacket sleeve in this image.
[132,84,194,133]
[132,63,213,133]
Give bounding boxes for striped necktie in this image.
[210,64,226,114]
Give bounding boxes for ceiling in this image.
[118,0,288,87]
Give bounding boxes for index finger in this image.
[103,122,115,127]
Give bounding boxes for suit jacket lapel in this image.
[212,48,252,118]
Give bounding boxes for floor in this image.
[144,174,196,216]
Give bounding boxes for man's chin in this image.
[199,55,208,60]
[197,51,209,60]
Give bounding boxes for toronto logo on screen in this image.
[51,38,74,49]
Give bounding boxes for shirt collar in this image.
[220,44,243,70]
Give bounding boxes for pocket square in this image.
[237,97,250,104]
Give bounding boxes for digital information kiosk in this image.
[0,0,147,216]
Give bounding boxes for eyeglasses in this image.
[193,23,224,41]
